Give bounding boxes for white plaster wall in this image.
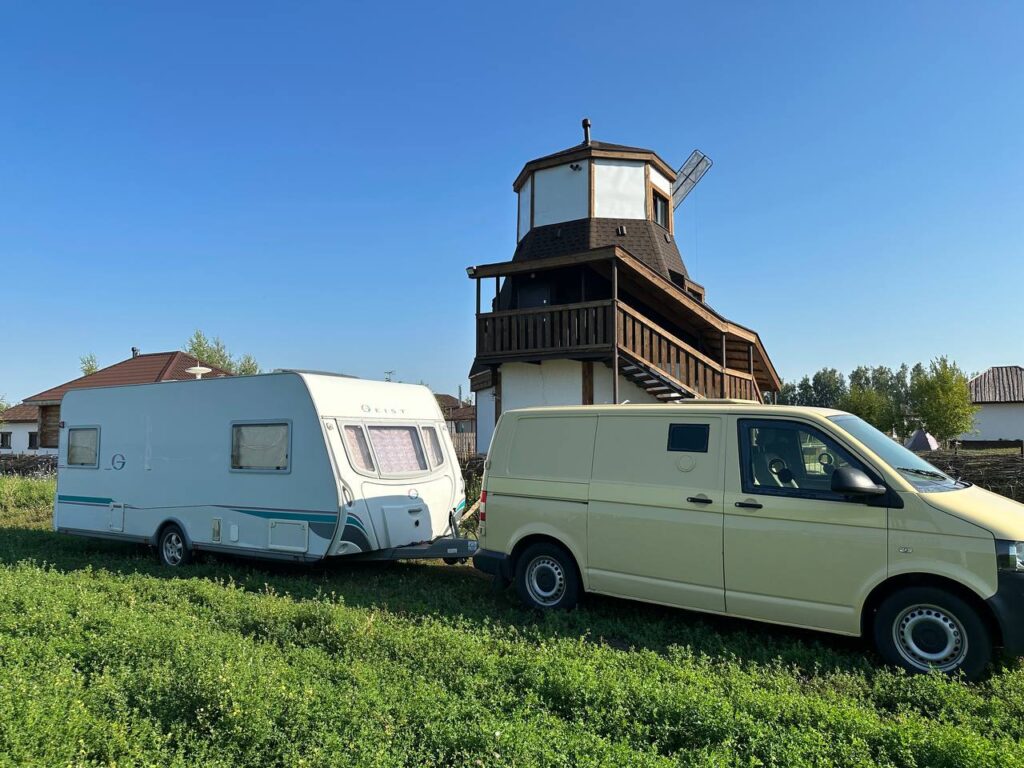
[962,403,1024,441]
[0,422,53,455]
[533,160,589,227]
[475,387,497,455]
[593,159,646,219]
[650,167,672,195]
[501,360,582,412]
[592,365,660,405]
[517,175,532,241]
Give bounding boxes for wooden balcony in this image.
[476,299,762,402]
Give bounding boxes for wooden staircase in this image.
[615,356,693,402]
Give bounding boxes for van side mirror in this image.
[830,466,887,498]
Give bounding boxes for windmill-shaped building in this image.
[467,120,781,452]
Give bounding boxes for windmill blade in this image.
[672,150,712,209]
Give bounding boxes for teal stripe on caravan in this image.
[58,494,113,505]
[345,514,368,535]
[455,498,466,514]
[232,508,338,524]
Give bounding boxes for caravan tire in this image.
[157,524,193,568]
[514,542,580,611]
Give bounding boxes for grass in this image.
[1,477,1024,766]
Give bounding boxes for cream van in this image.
[473,402,1024,678]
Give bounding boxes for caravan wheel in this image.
[157,524,193,567]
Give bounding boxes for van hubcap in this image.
[162,532,184,566]
[525,556,565,606]
[892,604,967,671]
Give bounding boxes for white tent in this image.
[904,428,939,452]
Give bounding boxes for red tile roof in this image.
[23,352,234,404]
[0,403,39,423]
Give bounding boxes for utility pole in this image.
[384,370,395,382]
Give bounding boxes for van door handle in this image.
[686,496,714,505]
[734,501,763,510]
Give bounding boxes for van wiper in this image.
[895,466,949,480]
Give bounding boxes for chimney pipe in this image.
[582,117,591,146]
[131,346,140,358]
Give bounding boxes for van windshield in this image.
[828,414,967,493]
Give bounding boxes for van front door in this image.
[725,418,888,634]
[588,415,725,612]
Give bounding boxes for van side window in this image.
[231,423,289,471]
[67,427,99,467]
[342,425,375,473]
[667,423,709,453]
[738,419,872,502]
[422,426,445,468]
[367,426,428,475]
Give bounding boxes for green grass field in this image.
[2,476,1024,767]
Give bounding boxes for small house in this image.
[0,403,46,455]
[963,366,1024,442]
[22,349,233,451]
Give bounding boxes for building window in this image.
[366,426,428,475]
[28,432,39,450]
[652,190,670,229]
[0,432,11,450]
[231,422,290,471]
[67,427,99,467]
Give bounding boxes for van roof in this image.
[505,402,847,418]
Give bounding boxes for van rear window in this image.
[367,426,428,474]
[667,424,710,453]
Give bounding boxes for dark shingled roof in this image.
[512,217,688,281]
[24,352,234,404]
[969,366,1024,404]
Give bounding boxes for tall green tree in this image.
[810,368,848,409]
[80,353,99,376]
[184,331,260,376]
[909,357,977,445]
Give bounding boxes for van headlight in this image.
[996,540,1024,572]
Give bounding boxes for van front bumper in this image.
[987,571,1024,655]
[473,549,512,581]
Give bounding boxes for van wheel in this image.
[873,586,991,680]
[514,542,580,611]
[157,524,193,568]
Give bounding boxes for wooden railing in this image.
[617,304,762,401]
[476,300,761,402]
[477,300,614,358]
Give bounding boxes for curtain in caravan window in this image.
[367,426,427,474]
[422,426,445,467]
[67,428,99,466]
[232,423,289,470]
[343,425,375,473]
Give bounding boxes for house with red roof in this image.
[19,348,232,452]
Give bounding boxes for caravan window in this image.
[67,427,99,467]
[367,426,428,475]
[342,425,375,474]
[231,422,290,471]
[422,426,445,468]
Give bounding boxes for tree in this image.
[184,330,261,375]
[840,385,890,428]
[909,356,977,445]
[810,368,848,409]
[80,353,99,376]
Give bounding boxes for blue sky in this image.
[2,2,1022,402]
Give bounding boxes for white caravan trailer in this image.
[54,371,476,566]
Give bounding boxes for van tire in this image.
[514,542,580,611]
[873,586,991,680]
[157,524,193,568]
